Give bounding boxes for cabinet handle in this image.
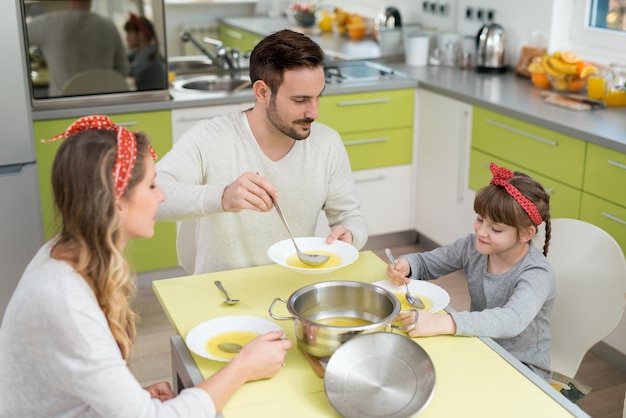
[337,98,390,106]
[544,188,554,195]
[457,110,469,203]
[176,116,209,123]
[223,29,244,39]
[601,212,626,226]
[354,174,386,183]
[608,160,626,171]
[343,137,389,146]
[486,119,558,146]
[116,121,138,127]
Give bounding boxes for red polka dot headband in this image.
[44,115,156,200]
[489,162,543,226]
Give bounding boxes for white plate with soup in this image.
[186,316,284,362]
[373,280,450,313]
[267,237,359,274]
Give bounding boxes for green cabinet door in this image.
[33,110,177,272]
[469,149,581,219]
[218,23,263,53]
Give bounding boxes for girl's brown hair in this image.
[474,171,552,256]
[51,129,152,360]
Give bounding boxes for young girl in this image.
[124,13,166,91]
[388,162,555,381]
[0,116,292,417]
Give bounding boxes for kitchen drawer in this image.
[218,23,263,53]
[469,149,581,219]
[318,89,414,134]
[33,111,178,272]
[343,127,412,170]
[472,107,586,188]
[315,165,413,237]
[580,193,626,256]
[583,143,626,207]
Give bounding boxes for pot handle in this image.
[268,297,294,321]
[388,308,419,331]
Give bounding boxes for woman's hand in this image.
[145,381,175,401]
[397,310,457,338]
[386,257,411,286]
[230,330,293,382]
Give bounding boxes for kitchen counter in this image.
[391,63,626,154]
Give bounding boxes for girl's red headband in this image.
[44,115,156,200]
[129,13,154,39]
[489,162,543,226]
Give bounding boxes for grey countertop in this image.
[31,16,626,154]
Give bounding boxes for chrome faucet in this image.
[179,31,240,77]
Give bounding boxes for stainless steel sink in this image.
[323,60,404,84]
[168,57,214,76]
[172,75,252,93]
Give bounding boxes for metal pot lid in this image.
[324,332,436,418]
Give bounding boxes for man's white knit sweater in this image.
[156,111,368,273]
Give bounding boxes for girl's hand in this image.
[386,257,411,286]
[397,310,457,337]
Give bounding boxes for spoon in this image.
[272,198,330,266]
[218,342,242,353]
[384,248,426,309]
[214,280,239,305]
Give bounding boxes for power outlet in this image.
[465,6,474,20]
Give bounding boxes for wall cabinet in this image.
[414,89,475,246]
[315,89,415,236]
[33,110,177,272]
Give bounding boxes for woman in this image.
[0,115,292,417]
[124,13,167,91]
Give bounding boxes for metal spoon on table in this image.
[272,197,329,266]
[214,281,239,305]
[384,248,425,309]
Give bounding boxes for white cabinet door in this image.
[316,165,413,237]
[414,89,475,246]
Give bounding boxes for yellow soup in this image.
[205,330,259,360]
[394,292,433,312]
[315,317,373,327]
[286,251,341,269]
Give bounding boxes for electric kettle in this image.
[475,23,507,73]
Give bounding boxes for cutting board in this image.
[297,341,326,377]
[541,92,591,111]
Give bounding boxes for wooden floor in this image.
[130,242,626,418]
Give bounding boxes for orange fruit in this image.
[567,77,587,92]
[560,51,581,64]
[578,62,598,78]
[531,72,550,88]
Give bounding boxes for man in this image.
[156,29,368,273]
[27,0,128,97]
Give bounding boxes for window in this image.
[570,0,626,63]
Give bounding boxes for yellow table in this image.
[153,251,588,417]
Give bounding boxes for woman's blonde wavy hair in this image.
[51,129,152,360]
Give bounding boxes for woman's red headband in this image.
[44,115,156,200]
[129,13,154,39]
[489,162,543,226]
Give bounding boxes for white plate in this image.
[373,279,450,313]
[267,237,359,275]
[185,316,283,362]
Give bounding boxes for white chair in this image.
[547,218,626,378]
[61,69,129,96]
[176,219,197,275]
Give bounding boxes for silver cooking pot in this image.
[269,281,417,358]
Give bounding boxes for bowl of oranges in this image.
[527,51,597,93]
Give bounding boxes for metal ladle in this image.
[272,198,329,266]
[384,248,425,309]
[218,342,242,353]
[214,280,239,305]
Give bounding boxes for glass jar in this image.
[603,63,626,107]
